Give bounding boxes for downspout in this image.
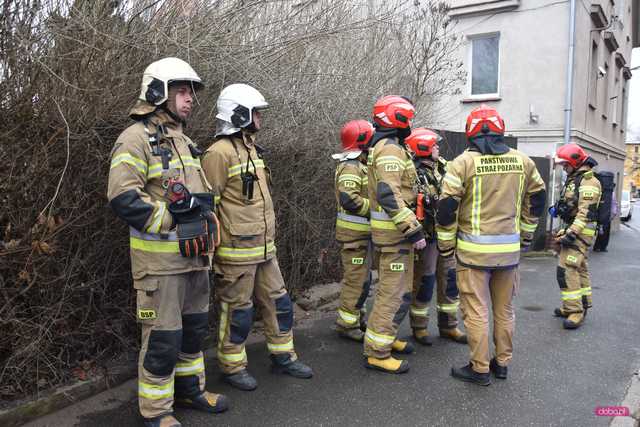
[550,0,577,232]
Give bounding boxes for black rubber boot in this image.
[270,354,313,379]
[412,328,433,346]
[223,369,258,391]
[553,307,568,318]
[450,363,491,386]
[143,414,181,427]
[175,391,229,413]
[489,358,508,380]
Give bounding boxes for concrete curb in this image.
[0,283,340,426]
[610,367,640,427]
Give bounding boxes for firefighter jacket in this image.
[559,166,601,243]
[415,158,447,240]
[107,109,212,279]
[334,159,370,243]
[201,131,276,265]
[368,136,424,246]
[436,148,546,269]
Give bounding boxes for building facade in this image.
[624,142,640,195]
[437,0,639,209]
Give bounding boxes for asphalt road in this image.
[29,215,640,427]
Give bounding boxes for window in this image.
[621,81,628,131]
[602,61,609,118]
[589,41,599,108]
[612,67,621,125]
[469,34,500,96]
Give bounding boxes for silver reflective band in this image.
[370,211,392,220]
[457,232,520,244]
[337,212,370,225]
[130,227,178,241]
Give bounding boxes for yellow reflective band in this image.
[443,173,462,188]
[521,222,538,232]
[367,154,374,166]
[218,302,229,345]
[217,349,247,363]
[175,357,205,377]
[471,175,482,235]
[436,229,456,241]
[378,161,405,172]
[130,237,180,253]
[392,207,413,225]
[579,186,600,193]
[580,228,596,236]
[338,174,362,184]
[437,302,460,313]
[357,199,370,216]
[573,218,586,227]
[267,340,294,352]
[336,219,371,232]
[561,290,583,301]
[371,219,397,230]
[338,309,359,325]
[410,306,429,317]
[139,380,174,400]
[457,239,520,254]
[216,242,276,258]
[581,287,592,296]
[111,152,148,175]
[515,174,524,231]
[227,159,266,178]
[147,156,201,178]
[365,329,395,346]
[146,202,166,234]
[214,195,221,204]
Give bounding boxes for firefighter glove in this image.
[168,193,219,257]
[559,231,576,247]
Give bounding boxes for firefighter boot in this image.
[391,339,416,354]
[563,313,584,330]
[412,328,433,346]
[364,356,410,374]
[223,369,258,391]
[359,309,367,332]
[451,363,491,386]
[270,354,313,379]
[439,327,468,344]
[489,358,508,380]
[336,325,364,342]
[175,391,229,413]
[554,307,568,318]
[143,414,181,427]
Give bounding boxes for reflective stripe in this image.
[338,174,362,184]
[130,238,179,253]
[579,186,600,193]
[217,349,247,363]
[147,202,167,234]
[111,152,148,174]
[371,211,391,220]
[338,309,359,325]
[370,210,397,230]
[130,228,178,241]
[580,227,596,236]
[218,302,228,346]
[227,159,265,178]
[458,232,520,244]
[175,357,205,377]
[214,195,221,204]
[139,380,174,400]
[573,218,586,228]
[436,229,456,241]
[410,306,429,317]
[336,219,371,232]
[216,242,276,258]
[520,222,538,233]
[365,329,395,346]
[376,155,406,171]
[561,290,583,301]
[392,207,413,225]
[337,212,370,225]
[471,176,482,235]
[357,199,370,216]
[581,287,592,296]
[437,302,460,313]
[443,173,462,189]
[267,340,294,352]
[457,239,520,254]
[147,156,201,178]
[515,174,524,231]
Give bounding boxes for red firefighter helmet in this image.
[405,128,442,158]
[372,95,415,129]
[465,104,505,140]
[340,120,374,151]
[555,144,587,169]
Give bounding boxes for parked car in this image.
[620,190,632,221]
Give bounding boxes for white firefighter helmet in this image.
[215,83,269,136]
[139,57,203,106]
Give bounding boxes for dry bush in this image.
[0,0,463,400]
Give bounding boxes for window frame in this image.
[466,32,501,100]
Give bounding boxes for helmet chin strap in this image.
[161,103,187,126]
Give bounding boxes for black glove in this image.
[559,231,576,247]
[168,193,218,257]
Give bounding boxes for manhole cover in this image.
[521,305,545,312]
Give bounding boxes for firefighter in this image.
[364,96,426,374]
[404,128,467,346]
[201,84,313,391]
[436,105,546,385]
[107,57,228,427]
[551,144,601,329]
[333,120,375,341]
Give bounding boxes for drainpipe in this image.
[550,0,577,232]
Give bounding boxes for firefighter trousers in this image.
[336,241,372,330]
[213,257,296,374]
[456,265,518,374]
[364,243,414,359]
[410,240,460,330]
[557,241,593,316]
[134,271,211,419]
